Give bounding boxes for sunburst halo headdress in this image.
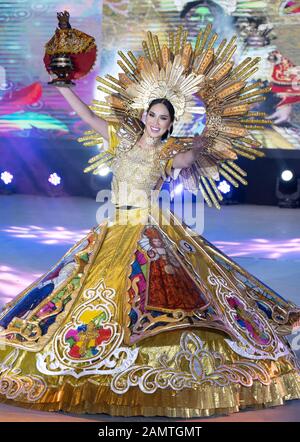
[79,24,271,209]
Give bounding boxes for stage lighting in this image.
[98,166,110,177]
[0,171,14,194]
[217,180,231,194]
[276,171,300,208]
[216,179,239,205]
[281,170,293,182]
[48,172,61,186]
[1,171,14,184]
[174,183,183,195]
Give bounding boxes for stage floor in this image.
[0,194,299,422]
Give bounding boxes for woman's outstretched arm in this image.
[172,135,207,169]
[56,86,109,140]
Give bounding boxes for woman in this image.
[0,26,299,418]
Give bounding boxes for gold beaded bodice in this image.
[110,141,169,209]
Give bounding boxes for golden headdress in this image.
[79,24,271,209]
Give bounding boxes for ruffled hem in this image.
[1,370,300,418]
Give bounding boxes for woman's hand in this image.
[268,104,292,124]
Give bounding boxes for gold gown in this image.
[0,131,300,418]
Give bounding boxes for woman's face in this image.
[145,103,172,139]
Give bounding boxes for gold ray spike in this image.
[80,140,104,148]
[80,140,103,147]
[215,38,227,59]
[127,51,137,66]
[217,35,236,63]
[230,57,251,77]
[232,141,265,157]
[161,44,170,68]
[220,124,248,137]
[78,133,103,142]
[147,31,157,62]
[194,30,203,54]
[201,177,221,209]
[198,23,212,56]
[231,147,256,160]
[210,61,234,82]
[97,85,115,95]
[175,25,183,55]
[106,95,126,109]
[240,118,271,125]
[208,177,223,201]
[241,80,262,93]
[91,100,110,106]
[197,48,214,74]
[89,105,113,113]
[238,95,266,105]
[247,111,267,117]
[84,160,111,173]
[221,164,248,185]
[219,169,239,187]
[88,152,111,164]
[233,58,260,80]
[168,31,174,53]
[222,103,250,117]
[154,35,163,68]
[142,41,151,61]
[239,136,262,147]
[104,75,121,87]
[181,30,188,53]
[215,81,245,101]
[199,181,213,207]
[181,43,192,71]
[243,125,266,130]
[118,51,139,81]
[117,51,135,73]
[239,86,271,100]
[223,45,237,63]
[227,161,247,177]
[117,60,137,79]
[207,33,218,50]
[81,129,97,135]
[78,137,103,146]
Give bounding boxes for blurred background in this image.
[1,0,300,205]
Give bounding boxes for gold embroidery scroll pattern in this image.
[36,279,138,379]
[110,331,271,394]
[207,269,290,361]
[0,349,46,402]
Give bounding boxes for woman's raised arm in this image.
[56,86,109,140]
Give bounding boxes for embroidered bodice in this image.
[110,141,168,209]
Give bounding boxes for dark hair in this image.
[146,98,175,140]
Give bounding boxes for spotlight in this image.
[47,172,64,197]
[281,170,293,182]
[216,179,239,205]
[217,180,231,194]
[98,166,110,177]
[1,171,14,184]
[48,173,61,186]
[0,171,14,194]
[276,171,300,208]
[174,183,183,195]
